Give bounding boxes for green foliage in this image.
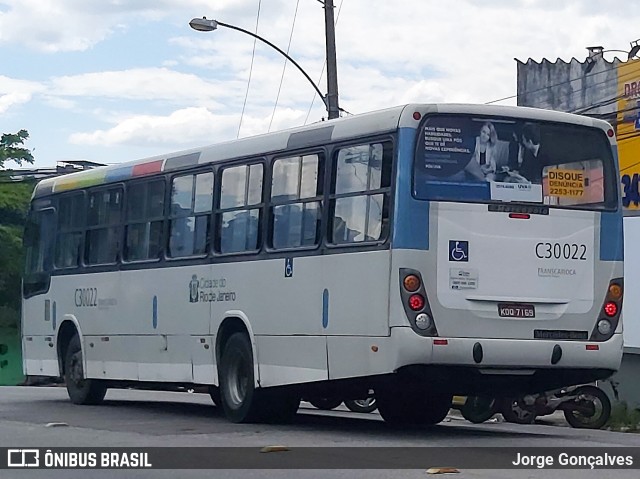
[0,130,34,168]
[0,181,33,225]
[0,306,20,330]
[608,401,640,432]
[0,181,35,329]
[0,225,24,311]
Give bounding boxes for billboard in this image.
[617,59,640,212]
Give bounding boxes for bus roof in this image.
[33,103,614,198]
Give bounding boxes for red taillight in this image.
[607,129,615,138]
[408,294,425,311]
[604,301,618,317]
[509,213,530,220]
[586,344,600,351]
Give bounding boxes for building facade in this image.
[517,48,640,407]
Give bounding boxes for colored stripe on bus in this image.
[392,127,429,250]
[133,160,164,177]
[164,152,201,171]
[600,212,624,261]
[54,170,107,192]
[105,165,134,183]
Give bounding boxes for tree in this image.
[0,129,34,169]
[0,130,35,329]
[0,181,35,329]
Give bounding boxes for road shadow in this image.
[6,389,573,439]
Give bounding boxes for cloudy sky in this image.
[0,0,638,168]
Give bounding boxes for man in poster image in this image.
[516,123,549,184]
[501,128,530,184]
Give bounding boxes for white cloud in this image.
[239,107,309,137]
[49,68,229,107]
[69,107,236,146]
[4,0,640,168]
[0,76,45,114]
[0,0,237,52]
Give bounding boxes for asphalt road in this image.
[1,386,639,479]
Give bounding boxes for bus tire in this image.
[261,390,301,424]
[219,332,264,423]
[344,398,378,413]
[63,335,107,405]
[309,398,343,410]
[460,396,498,424]
[377,389,452,427]
[209,386,221,406]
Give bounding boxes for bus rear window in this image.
[413,115,617,209]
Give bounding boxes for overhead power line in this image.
[238,0,262,138]
[269,0,301,132]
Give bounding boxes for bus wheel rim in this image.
[70,351,84,386]
[227,353,248,407]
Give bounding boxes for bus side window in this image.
[85,187,123,265]
[54,193,84,269]
[125,179,165,262]
[23,208,55,297]
[217,164,263,254]
[270,154,323,250]
[330,142,392,244]
[168,172,213,258]
[24,209,55,274]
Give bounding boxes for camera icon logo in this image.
[7,449,40,468]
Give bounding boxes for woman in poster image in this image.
[469,121,499,181]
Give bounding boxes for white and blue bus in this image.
[22,104,623,425]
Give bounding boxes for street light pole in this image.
[190,17,329,114]
[323,0,340,120]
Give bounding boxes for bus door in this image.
[22,205,56,376]
[323,141,394,379]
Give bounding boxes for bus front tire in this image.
[219,332,299,424]
[63,335,107,405]
[219,333,261,423]
[209,386,221,406]
[377,389,452,427]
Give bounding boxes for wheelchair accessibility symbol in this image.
[449,240,469,262]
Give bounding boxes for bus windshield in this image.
[414,114,617,210]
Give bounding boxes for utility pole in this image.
[323,0,340,119]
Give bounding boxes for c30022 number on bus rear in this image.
[535,243,587,261]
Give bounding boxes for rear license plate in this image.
[498,303,535,318]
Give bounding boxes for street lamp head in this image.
[629,40,640,60]
[189,17,218,32]
[187,12,338,119]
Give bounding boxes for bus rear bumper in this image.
[391,327,623,392]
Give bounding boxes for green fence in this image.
[0,327,25,385]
